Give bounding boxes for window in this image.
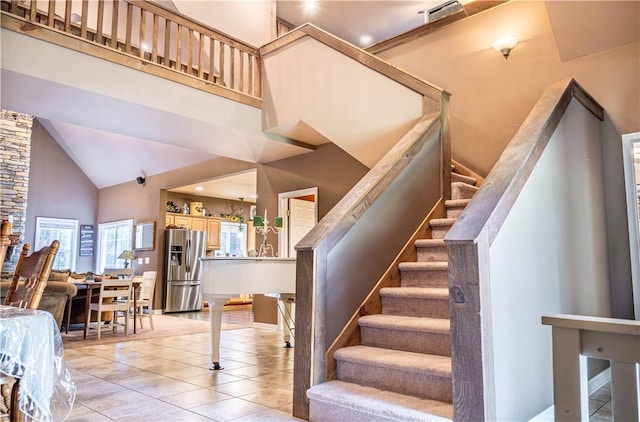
[96,219,133,272]
[215,222,247,257]
[35,217,78,270]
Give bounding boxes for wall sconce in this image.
[492,36,518,59]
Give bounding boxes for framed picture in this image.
[250,205,257,220]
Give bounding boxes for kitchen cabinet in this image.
[173,215,192,229]
[206,219,221,250]
[165,213,221,250]
[191,217,206,232]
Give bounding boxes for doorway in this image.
[278,187,318,258]
[622,132,640,320]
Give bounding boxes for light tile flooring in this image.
[63,305,301,421]
[62,305,614,421]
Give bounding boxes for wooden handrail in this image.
[0,0,261,106]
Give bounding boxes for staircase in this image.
[307,168,479,422]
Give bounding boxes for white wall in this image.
[487,99,611,419]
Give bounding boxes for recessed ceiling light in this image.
[195,186,204,192]
[304,0,317,14]
[250,194,258,199]
[359,35,373,46]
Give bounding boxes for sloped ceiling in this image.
[545,1,640,62]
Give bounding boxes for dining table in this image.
[66,278,142,338]
[0,305,75,421]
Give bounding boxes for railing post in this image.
[293,248,314,420]
[550,327,589,421]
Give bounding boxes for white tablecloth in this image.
[0,305,75,421]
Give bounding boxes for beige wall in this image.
[262,35,424,168]
[377,0,639,176]
[25,120,99,273]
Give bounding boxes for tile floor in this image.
[63,305,301,421]
[62,305,614,422]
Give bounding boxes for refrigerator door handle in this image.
[185,237,191,273]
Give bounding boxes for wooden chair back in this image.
[139,271,157,302]
[4,240,59,309]
[0,221,10,269]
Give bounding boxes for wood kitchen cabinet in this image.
[191,217,206,232]
[206,219,221,249]
[165,213,221,250]
[173,215,192,229]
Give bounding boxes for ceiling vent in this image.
[419,0,463,24]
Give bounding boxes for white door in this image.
[288,198,316,257]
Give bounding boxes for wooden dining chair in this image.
[86,278,133,339]
[1,239,58,422]
[4,240,59,309]
[132,271,157,330]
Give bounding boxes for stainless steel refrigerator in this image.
[164,229,206,312]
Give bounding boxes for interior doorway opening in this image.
[278,187,318,258]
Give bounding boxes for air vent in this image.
[419,0,463,24]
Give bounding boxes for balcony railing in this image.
[1,0,261,106]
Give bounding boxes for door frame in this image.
[278,187,318,258]
[622,132,640,320]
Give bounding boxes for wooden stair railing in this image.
[293,110,450,418]
[1,0,261,107]
[444,78,605,421]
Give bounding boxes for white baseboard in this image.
[529,368,611,421]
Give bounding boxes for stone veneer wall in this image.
[1,109,34,272]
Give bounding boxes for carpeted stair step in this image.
[451,172,477,185]
[444,198,471,218]
[381,287,449,319]
[308,380,453,422]
[451,181,478,200]
[398,262,448,287]
[415,238,447,262]
[335,345,452,402]
[429,218,457,239]
[359,314,451,356]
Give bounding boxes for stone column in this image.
[1,109,34,273]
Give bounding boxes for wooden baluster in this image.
[63,0,71,31]
[152,14,158,63]
[187,29,194,74]
[198,33,204,79]
[29,0,36,21]
[9,0,17,15]
[163,19,171,67]
[209,37,215,82]
[80,0,88,39]
[125,2,133,54]
[47,1,55,27]
[139,8,146,58]
[96,0,105,45]
[110,0,119,49]
[219,42,225,87]
[239,51,244,94]
[248,54,254,97]
[176,24,183,71]
[229,46,235,90]
[255,55,262,97]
